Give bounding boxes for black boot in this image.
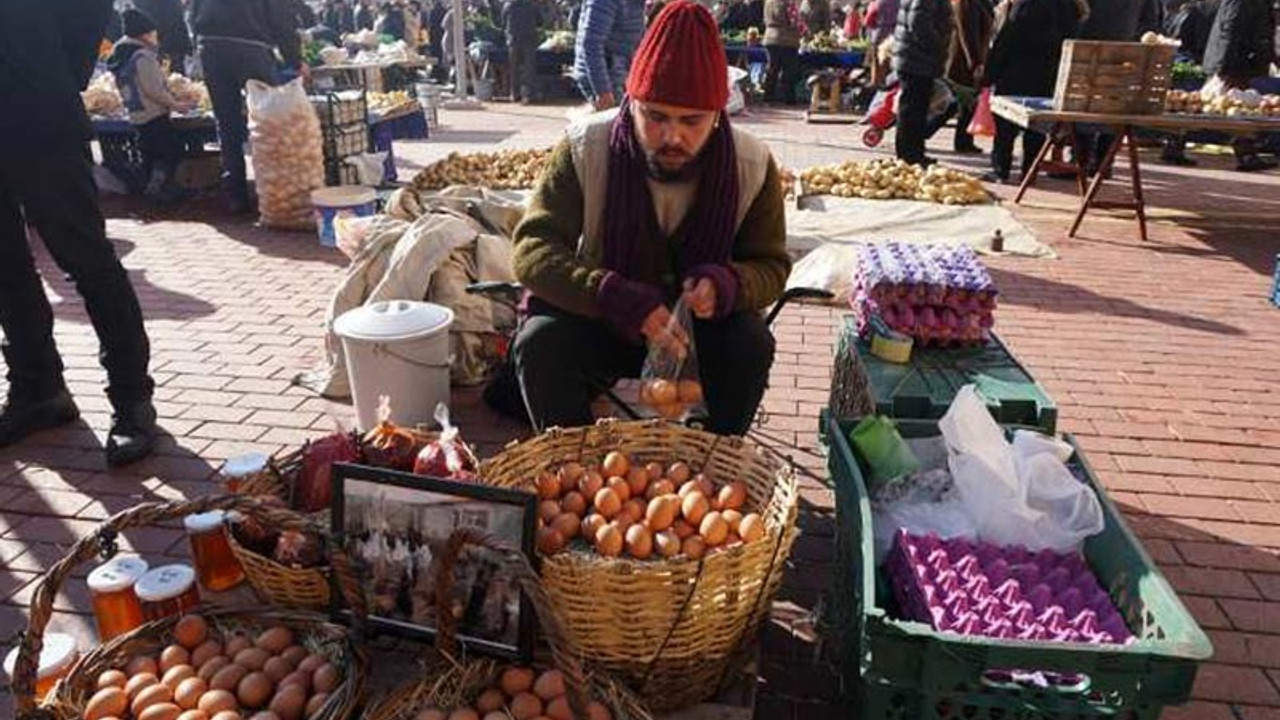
[0,388,79,448]
[106,400,157,466]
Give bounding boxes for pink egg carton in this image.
[886,530,1134,646]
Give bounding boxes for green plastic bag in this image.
[849,415,920,493]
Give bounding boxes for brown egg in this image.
[277,670,311,693]
[605,476,631,503]
[677,480,701,499]
[140,702,184,720]
[259,656,291,684]
[237,671,273,709]
[174,677,208,710]
[500,667,536,695]
[177,710,211,720]
[280,646,309,667]
[681,492,710,525]
[581,514,607,541]
[592,488,622,519]
[626,467,649,497]
[560,491,587,517]
[537,527,566,556]
[537,499,561,524]
[132,682,175,716]
[509,692,543,720]
[672,519,695,540]
[595,524,623,557]
[648,380,677,405]
[98,669,128,690]
[255,627,294,655]
[475,688,505,714]
[210,711,245,720]
[739,513,765,542]
[210,663,250,692]
[85,686,128,720]
[725,532,742,546]
[480,713,507,720]
[447,710,479,720]
[268,684,308,720]
[677,380,703,404]
[717,482,747,512]
[587,702,613,720]
[536,471,561,500]
[160,646,191,675]
[532,670,565,700]
[199,690,238,717]
[579,471,604,501]
[721,509,744,535]
[174,615,209,649]
[667,462,692,484]
[645,479,676,501]
[693,474,715,497]
[416,710,448,720]
[645,495,678,531]
[163,665,196,690]
[198,657,232,682]
[312,663,339,694]
[234,647,271,672]
[625,524,653,559]
[682,536,707,559]
[601,451,629,478]
[621,498,647,524]
[224,636,253,659]
[297,655,327,675]
[545,696,572,720]
[551,512,581,540]
[249,713,282,720]
[190,641,223,670]
[700,512,729,546]
[558,461,584,490]
[654,530,681,558]
[128,656,160,677]
[126,672,160,701]
[609,515,633,535]
[305,692,329,718]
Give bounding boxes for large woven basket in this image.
[361,528,652,720]
[11,494,370,720]
[478,419,800,710]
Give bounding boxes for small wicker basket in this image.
[478,419,800,711]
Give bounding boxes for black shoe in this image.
[1237,154,1278,172]
[0,389,80,448]
[106,401,157,467]
[979,171,1009,184]
[954,144,984,155]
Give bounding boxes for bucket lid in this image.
[135,564,197,602]
[183,510,228,534]
[222,451,270,478]
[4,633,77,681]
[334,301,454,342]
[87,555,149,593]
[312,185,377,206]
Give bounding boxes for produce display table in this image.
[368,103,429,181]
[992,94,1280,241]
[91,113,218,193]
[311,58,431,93]
[724,43,769,67]
[722,45,866,70]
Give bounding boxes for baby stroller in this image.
[860,77,958,148]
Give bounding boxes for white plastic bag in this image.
[939,385,1104,552]
[247,78,326,230]
[873,492,976,563]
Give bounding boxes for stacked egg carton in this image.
[852,243,998,347]
[886,530,1133,646]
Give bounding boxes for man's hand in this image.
[594,91,617,111]
[684,277,717,320]
[641,305,689,359]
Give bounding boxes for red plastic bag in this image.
[967,88,996,137]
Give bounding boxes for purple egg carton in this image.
[886,530,1134,646]
[853,243,999,298]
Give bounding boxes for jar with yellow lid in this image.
[220,451,271,493]
[3,632,78,701]
[184,510,245,592]
[87,555,148,641]
[135,564,200,621]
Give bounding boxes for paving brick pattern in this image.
[0,103,1277,720]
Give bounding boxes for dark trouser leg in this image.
[925,98,956,140]
[1020,128,1046,177]
[0,170,63,401]
[512,43,536,101]
[9,152,154,408]
[991,115,1017,179]
[895,72,932,165]
[954,99,977,150]
[201,42,277,203]
[778,46,801,104]
[137,116,184,186]
[764,45,783,102]
[694,312,774,436]
[513,309,643,432]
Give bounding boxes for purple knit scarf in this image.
[601,99,740,277]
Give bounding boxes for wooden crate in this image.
[1053,40,1176,115]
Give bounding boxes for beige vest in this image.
[564,108,773,267]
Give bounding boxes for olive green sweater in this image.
[512,126,791,333]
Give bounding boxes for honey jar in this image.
[135,564,200,621]
[220,451,270,493]
[184,510,245,592]
[87,555,148,641]
[3,632,78,701]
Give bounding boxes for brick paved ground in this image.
[0,103,1278,720]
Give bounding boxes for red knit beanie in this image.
[625,1,728,111]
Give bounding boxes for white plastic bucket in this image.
[312,186,377,247]
[727,66,749,115]
[334,300,454,431]
[416,82,442,129]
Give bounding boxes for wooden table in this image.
[991,95,1280,241]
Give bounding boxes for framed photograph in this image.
[330,462,538,661]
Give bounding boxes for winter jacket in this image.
[866,0,901,42]
[107,38,184,124]
[0,0,113,159]
[765,0,802,46]
[573,0,646,97]
[356,3,376,29]
[985,0,1073,94]
[1163,0,1219,62]
[323,5,357,32]
[191,0,303,67]
[893,0,955,77]
[946,0,993,85]
[803,0,834,32]
[504,0,543,46]
[375,7,408,39]
[1204,0,1275,77]
[1078,0,1162,40]
[133,0,195,60]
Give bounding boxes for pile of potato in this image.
[367,91,414,113]
[1165,88,1280,117]
[83,614,342,720]
[411,667,611,720]
[800,159,987,204]
[167,75,210,113]
[531,451,765,561]
[411,149,550,191]
[83,74,124,118]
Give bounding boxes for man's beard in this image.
[644,147,703,182]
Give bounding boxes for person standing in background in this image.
[406,0,425,46]
[1075,0,1161,175]
[844,2,864,36]
[324,0,359,31]
[573,0,646,110]
[764,0,802,102]
[0,0,160,465]
[505,0,543,101]
[1203,0,1277,169]
[356,0,377,29]
[375,1,408,38]
[864,0,899,83]
[803,0,833,31]
[946,0,992,153]
[892,0,953,165]
[428,0,448,78]
[133,0,194,73]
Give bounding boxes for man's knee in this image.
[513,314,589,375]
[703,313,775,372]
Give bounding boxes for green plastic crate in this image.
[825,415,1212,719]
[828,316,1058,434]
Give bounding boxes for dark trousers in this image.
[200,40,277,202]
[513,305,775,436]
[137,115,184,182]
[764,44,801,104]
[992,116,1045,180]
[895,71,933,165]
[954,100,977,150]
[508,42,537,101]
[0,152,153,407]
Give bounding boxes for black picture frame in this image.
[330,462,538,662]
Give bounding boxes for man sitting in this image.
[512,0,791,436]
